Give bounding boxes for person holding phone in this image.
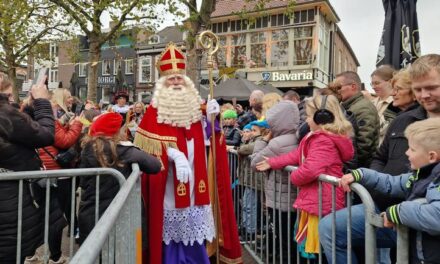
[0,72,55,263]
[35,87,83,263]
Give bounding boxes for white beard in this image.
[152,76,203,129]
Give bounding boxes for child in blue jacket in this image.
[335,118,440,264]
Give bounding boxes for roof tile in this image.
[212,0,314,18]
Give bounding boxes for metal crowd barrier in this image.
[71,164,142,264]
[227,150,410,264]
[0,167,128,264]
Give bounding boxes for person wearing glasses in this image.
[334,71,380,168]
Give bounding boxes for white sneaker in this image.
[24,255,41,264]
[48,255,69,264]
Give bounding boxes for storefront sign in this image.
[98,76,115,84]
[261,70,313,82]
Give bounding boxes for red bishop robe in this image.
[134,106,211,264]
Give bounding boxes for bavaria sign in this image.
[261,70,313,82]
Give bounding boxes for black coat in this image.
[0,99,55,263]
[370,104,426,210]
[78,142,161,244]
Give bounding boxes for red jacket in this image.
[268,131,354,216]
[38,120,83,170]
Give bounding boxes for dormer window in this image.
[149,35,160,44]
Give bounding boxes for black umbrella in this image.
[199,77,283,100]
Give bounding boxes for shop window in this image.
[271,29,289,67]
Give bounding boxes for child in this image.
[222,109,241,147]
[237,123,262,236]
[78,112,161,244]
[256,95,354,259]
[334,118,440,264]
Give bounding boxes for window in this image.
[270,14,290,27]
[293,9,315,24]
[293,26,313,65]
[149,35,160,44]
[102,60,111,75]
[318,20,330,72]
[212,22,228,33]
[215,36,227,68]
[230,19,248,32]
[79,63,87,77]
[249,17,269,29]
[271,29,289,67]
[102,86,111,103]
[139,56,152,83]
[250,32,267,68]
[125,59,134,74]
[231,34,246,67]
[50,69,58,83]
[114,59,121,75]
[50,43,58,59]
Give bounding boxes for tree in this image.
[50,0,183,102]
[0,0,71,102]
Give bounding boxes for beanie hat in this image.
[243,123,252,131]
[249,120,270,129]
[89,112,123,137]
[222,109,237,119]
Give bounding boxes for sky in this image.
[329,0,440,91]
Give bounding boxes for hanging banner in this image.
[376,0,421,69]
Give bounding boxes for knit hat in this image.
[222,109,237,119]
[243,124,252,131]
[249,120,270,129]
[89,112,123,137]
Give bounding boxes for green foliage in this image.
[0,0,72,67]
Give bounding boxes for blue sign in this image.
[261,72,271,82]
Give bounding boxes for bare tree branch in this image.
[48,0,91,35]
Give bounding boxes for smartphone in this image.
[33,68,49,86]
[74,102,85,116]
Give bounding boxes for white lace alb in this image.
[163,204,215,246]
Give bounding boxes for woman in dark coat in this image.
[78,112,161,244]
[0,73,54,263]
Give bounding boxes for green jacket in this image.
[342,92,379,167]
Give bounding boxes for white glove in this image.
[166,147,192,183]
[206,98,220,122]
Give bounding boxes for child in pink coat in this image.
[256,95,354,259]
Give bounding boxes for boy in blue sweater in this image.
[327,118,440,264]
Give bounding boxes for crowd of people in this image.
[0,42,243,264]
[0,46,439,264]
[224,54,440,264]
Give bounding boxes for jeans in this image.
[318,204,397,264]
[241,187,260,233]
